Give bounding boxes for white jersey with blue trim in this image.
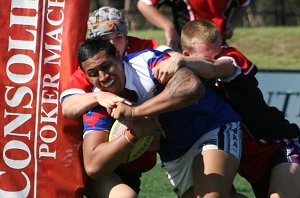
[123,50,165,104]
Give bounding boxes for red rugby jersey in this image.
[216,46,258,76]
[140,0,251,38]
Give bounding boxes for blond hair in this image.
[181,19,222,53]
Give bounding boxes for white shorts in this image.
[161,121,242,197]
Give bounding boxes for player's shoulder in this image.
[220,45,244,56]
[124,49,168,64]
[127,36,159,53]
[138,0,159,6]
[71,66,87,78]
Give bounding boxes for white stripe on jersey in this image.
[60,88,87,104]
[139,0,154,6]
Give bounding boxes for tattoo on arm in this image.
[166,68,202,99]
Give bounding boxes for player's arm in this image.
[60,68,131,119]
[62,92,100,119]
[82,118,156,180]
[60,68,98,118]
[82,129,136,180]
[224,0,251,39]
[137,0,180,50]
[111,67,205,120]
[180,56,237,79]
[62,91,131,119]
[153,55,236,83]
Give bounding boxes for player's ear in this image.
[182,50,190,57]
[116,53,122,60]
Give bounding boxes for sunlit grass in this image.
[130,27,300,69]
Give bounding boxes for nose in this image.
[98,70,108,81]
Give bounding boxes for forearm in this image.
[227,6,248,29]
[180,57,236,79]
[62,92,99,119]
[137,1,175,31]
[84,130,137,180]
[133,68,204,118]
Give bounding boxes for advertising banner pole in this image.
[0,1,90,197]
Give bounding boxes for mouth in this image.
[102,76,115,88]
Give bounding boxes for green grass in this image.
[129,27,300,70]
[139,160,255,198]
[228,27,300,70]
[128,27,299,197]
[139,162,175,198]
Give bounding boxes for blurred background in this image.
[90,0,300,30]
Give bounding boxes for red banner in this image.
[0,1,89,197]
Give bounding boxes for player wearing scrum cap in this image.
[78,36,244,198]
[75,36,203,197]
[60,7,171,119]
[60,6,172,197]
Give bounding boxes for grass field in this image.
[128,27,300,197]
[130,27,300,69]
[139,161,255,198]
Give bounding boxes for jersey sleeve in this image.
[217,46,257,78]
[125,49,170,70]
[124,49,170,97]
[138,0,157,6]
[82,105,114,138]
[148,52,171,69]
[60,67,93,104]
[216,56,242,82]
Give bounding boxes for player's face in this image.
[190,41,219,59]
[82,51,125,94]
[102,32,127,58]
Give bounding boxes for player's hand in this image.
[96,92,132,114]
[111,102,135,121]
[127,117,161,138]
[152,56,182,84]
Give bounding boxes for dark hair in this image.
[77,36,117,69]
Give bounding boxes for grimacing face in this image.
[188,38,221,59]
[82,50,125,95]
[189,41,218,59]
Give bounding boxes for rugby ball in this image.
[109,120,153,162]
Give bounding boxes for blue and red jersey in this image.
[60,36,162,102]
[81,49,170,173]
